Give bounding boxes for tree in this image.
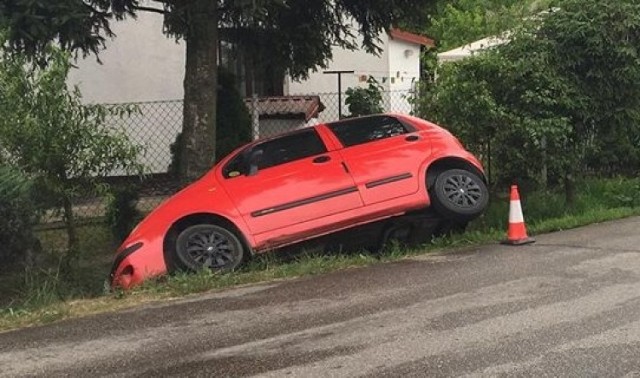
[0,164,40,267]
[538,0,640,176]
[417,0,640,204]
[0,45,142,268]
[0,0,437,182]
[425,0,556,50]
[169,67,252,175]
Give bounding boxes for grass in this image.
[1,177,640,332]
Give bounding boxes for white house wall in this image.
[68,12,186,175]
[287,29,392,122]
[68,12,185,104]
[386,39,421,114]
[287,31,423,120]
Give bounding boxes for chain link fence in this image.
[39,90,418,234]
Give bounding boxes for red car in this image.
[110,114,488,288]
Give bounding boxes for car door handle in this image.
[312,155,331,163]
[405,135,420,142]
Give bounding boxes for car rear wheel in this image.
[175,224,245,272]
[429,169,488,221]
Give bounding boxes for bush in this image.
[0,44,143,266]
[0,165,40,266]
[417,47,574,190]
[105,185,142,243]
[416,0,640,199]
[345,77,384,117]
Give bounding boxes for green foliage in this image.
[215,68,253,160]
[0,165,40,266]
[106,185,142,243]
[427,0,556,50]
[345,77,385,117]
[1,0,437,79]
[418,0,640,195]
[540,0,640,174]
[0,44,143,265]
[169,68,252,175]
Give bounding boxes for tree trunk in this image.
[564,172,576,207]
[180,0,218,183]
[62,196,79,271]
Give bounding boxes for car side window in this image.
[327,116,413,147]
[223,129,327,178]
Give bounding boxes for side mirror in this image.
[247,149,263,176]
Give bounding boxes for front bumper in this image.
[109,242,145,289]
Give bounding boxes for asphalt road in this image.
[2,217,640,377]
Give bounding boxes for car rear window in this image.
[327,116,413,147]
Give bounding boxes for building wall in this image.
[386,39,422,114]
[68,12,185,104]
[387,39,421,92]
[286,28,392,121]
[287,31,423,120]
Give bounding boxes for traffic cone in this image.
[501,185,535,245]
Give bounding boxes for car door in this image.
[323,115,431,206]
[220,128,363,236]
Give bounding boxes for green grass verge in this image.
[1,177,640,332]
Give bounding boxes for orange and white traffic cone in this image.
[501,185,535,245]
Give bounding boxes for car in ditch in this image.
[110,114,488,288]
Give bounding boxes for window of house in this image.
[327,116,414,147]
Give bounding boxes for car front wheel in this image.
[430,169,488,221]
[175,224,245,272]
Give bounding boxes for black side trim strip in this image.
[109,242,144,281]
[365,173,413,189]
[251,187,358,218]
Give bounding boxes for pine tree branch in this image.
[133,6,167,15]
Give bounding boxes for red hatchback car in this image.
[110,114,488,288]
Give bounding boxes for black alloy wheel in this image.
[175,224,245,272]
[430,168,489,221]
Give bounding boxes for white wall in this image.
[68,12,185,104]
[387,39,421,92]
[286,28,392,121]
[286,31,423,120]
[67,11,186,175]
[386,39,421,114]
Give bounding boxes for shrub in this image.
[105,185,142,243]
[0,165,40,266]
[0,44,143,267]
[345,77,384,117]
[416,0,640,200]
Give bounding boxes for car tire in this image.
[429,169,488,221]
[175,224,245,272]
